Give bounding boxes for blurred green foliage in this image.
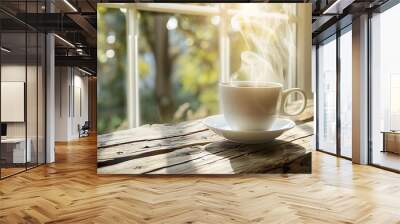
[97,7,128,134]
[97,7,220,134]
[138,11,219,124]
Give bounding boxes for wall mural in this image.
[97,3,313,175]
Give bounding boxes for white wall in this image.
[71,72,89,138]
[55,67,89,141]
[55,67,69,141]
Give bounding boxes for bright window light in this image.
[230,17,241,31]
[107,33,116,44]
[166,17,178,30]
[106,49,115,58]
[211,16,220,25]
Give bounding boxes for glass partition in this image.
[371,4,400,171]
[317,36,337,154]
[0,1,46,179]
[339,28,352,158]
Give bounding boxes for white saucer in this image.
[202,114,295,144]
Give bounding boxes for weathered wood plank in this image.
[97,130,222,163]
[148,138,312,174]
[98,120,207,148]
[97,121,313,174]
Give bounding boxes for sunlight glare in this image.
[166,17,178,30]
[211,16,220,26]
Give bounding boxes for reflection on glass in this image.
[340,29,352,158]
[138,12,219,125]
[318,37,337,154]
[371,3,400,171]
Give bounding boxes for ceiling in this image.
[311,0,391,43]
[0,0,97,74]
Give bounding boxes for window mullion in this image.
[219,6,230,83]
[126,8,139,128]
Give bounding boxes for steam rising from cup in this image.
[230,4,296,86]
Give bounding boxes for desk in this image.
[1,138,31,164]
[382,131,400,154]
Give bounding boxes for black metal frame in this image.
[367,10,373,166]
[0,0,47,180]
[336,20,341,157]
[315,44,319,152]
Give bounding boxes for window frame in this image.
[315,24,353,161]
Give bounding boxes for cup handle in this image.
[280,88,307,116]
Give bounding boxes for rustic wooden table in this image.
[97,119,313,175]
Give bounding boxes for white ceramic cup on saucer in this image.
[219,81,306,131]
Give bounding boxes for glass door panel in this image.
[371,4,400,171]
[317,37,337,154]
[339,29,352,158]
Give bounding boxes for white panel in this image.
[1,82,25,122]
[352,14,369,164]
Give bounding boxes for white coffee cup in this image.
[219,81,306,131]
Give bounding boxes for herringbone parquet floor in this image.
[1,135,400,224]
